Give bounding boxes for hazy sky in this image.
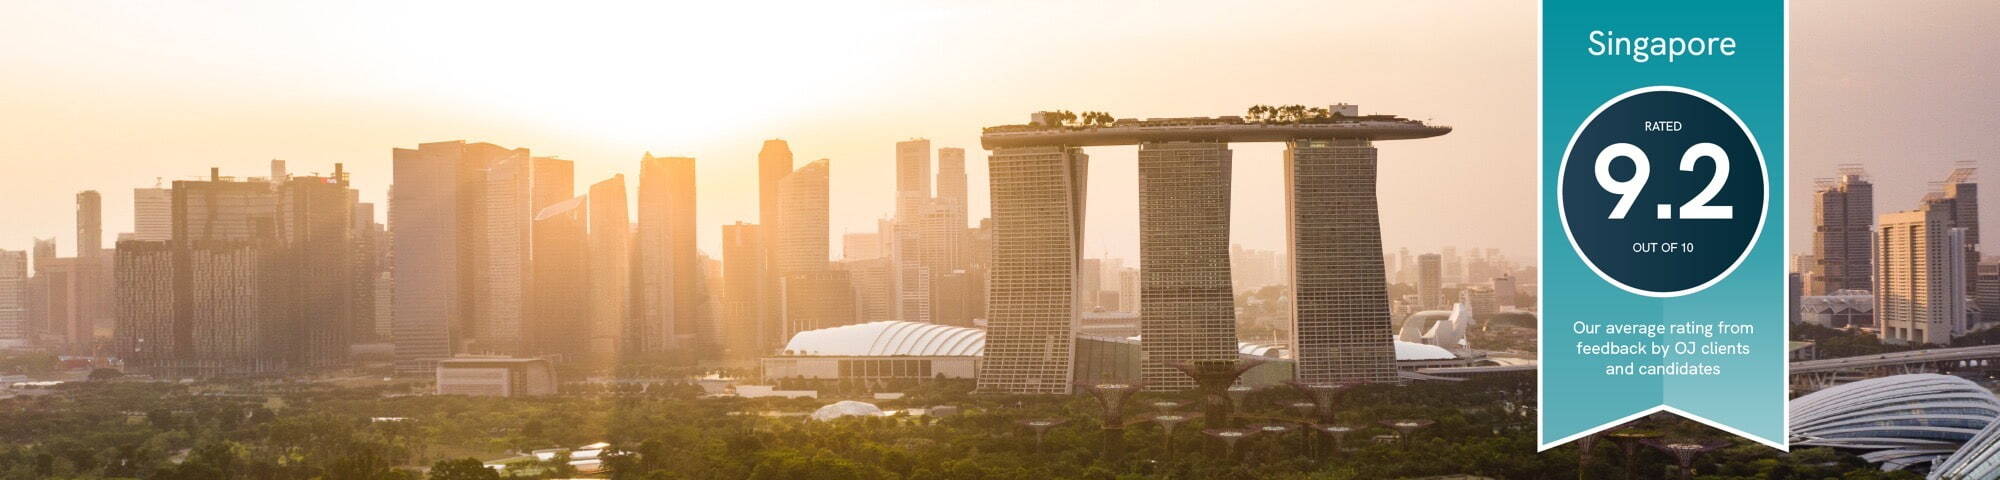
[1792,1,1998,256]
[2,2,1523,263]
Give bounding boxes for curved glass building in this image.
[1791,374,2000,471]
[1933,415,2000,480]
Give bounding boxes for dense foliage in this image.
[0,373,1917,479]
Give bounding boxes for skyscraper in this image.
[976,145,1088,394]
[842,232,882,260]
[721,222,769,360]
[0,250,24,346]
[759,139,795,265]
[895,139,933,323]
[837,257,896,323]
[77,191,103,258]
[776,160,830,275]
[528,196,589,363]
[782,271,857,335]
[936,147,970,271]
[1285,138,1397,385]
[1138,141,1237,391]
[475,152,534,355]
[113,240,174,373]
[586,175,630,368]
[1875,206,1968,345]
[277,167,357,370]
[390,140,523,374]
[1417,253,1443,309]
[1812,170,1874,296]
[531,157,574,213]
[1980,261,1999,326]
[637,153,702,353]
[72,191,112,351]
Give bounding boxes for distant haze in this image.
[2,2,1537,262]
[1792,2,1999,255]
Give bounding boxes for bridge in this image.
[1791,344,2000,391]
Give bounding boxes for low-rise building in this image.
[435,357,556,397]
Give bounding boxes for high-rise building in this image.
[475,152,534,355]
[132,187,172,242]
[277,167,357,370]
[0,250,24,346]
[1417,253,1443,309]
[721,222,769,360]
[1979,261,1999,326]
[1286,138,1398,385]
[586,175,630,368]
[1138,141,1237,391]
[531,157,574,213]
[776,160,830,275]
[527,196,588,365]
[1929,167,1980,247]
[77,191,103,258]
[70,191,113,351]
[842,232,882,260]
[1812,170,1874,296]
[782,270,858,336]
[112,241,174,373]
[1117,267,1140,313]
[895,139,933,323]
[1492,274,1518,308]
[977,145,1088,394]
[1461,287,1497,319]
[1078,258,1103,311]
[936,147,970,271]
[1876,206,1969,345]
[759,139,795,267]
[637,153,703,353]
[1448,248,1464,284]
[837,257,896,323]
[390,141,523,374]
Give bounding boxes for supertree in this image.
[1170,358,1268,429]
[1643,438,1730,480]
[1311,424,1356,454]
[1606,429,1664,480]
[1379,419,1436,442]
[1151,413,1193,459]
[1573,433,1601,480]
[1017,418,1068,453]
[1248,423,1300,461]
[1078,382,1144,461]
[1203,428,1257,461]
[1287,382,1349,423]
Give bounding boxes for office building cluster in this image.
[1792,166,1991,345]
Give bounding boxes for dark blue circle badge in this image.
[1558,86,1766,297]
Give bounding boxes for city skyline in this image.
[0,2,1538,264]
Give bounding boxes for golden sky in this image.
[0,1,1538,263]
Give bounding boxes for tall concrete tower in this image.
[976,145,1088,394]
[1812,170,1874,295]
[637,153,702,354]
[1285,138,1398,385]
[1137,141,1237,391]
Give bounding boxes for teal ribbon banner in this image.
[1540,0,1787,449]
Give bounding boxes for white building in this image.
[1875,207,1969,345]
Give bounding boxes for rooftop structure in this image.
[980,110,1451,149]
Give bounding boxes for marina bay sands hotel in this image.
[974,105,1450,394]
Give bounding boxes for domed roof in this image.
[1791,374,2000,471]
[781,321,985,356]
[810,401,883,421]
